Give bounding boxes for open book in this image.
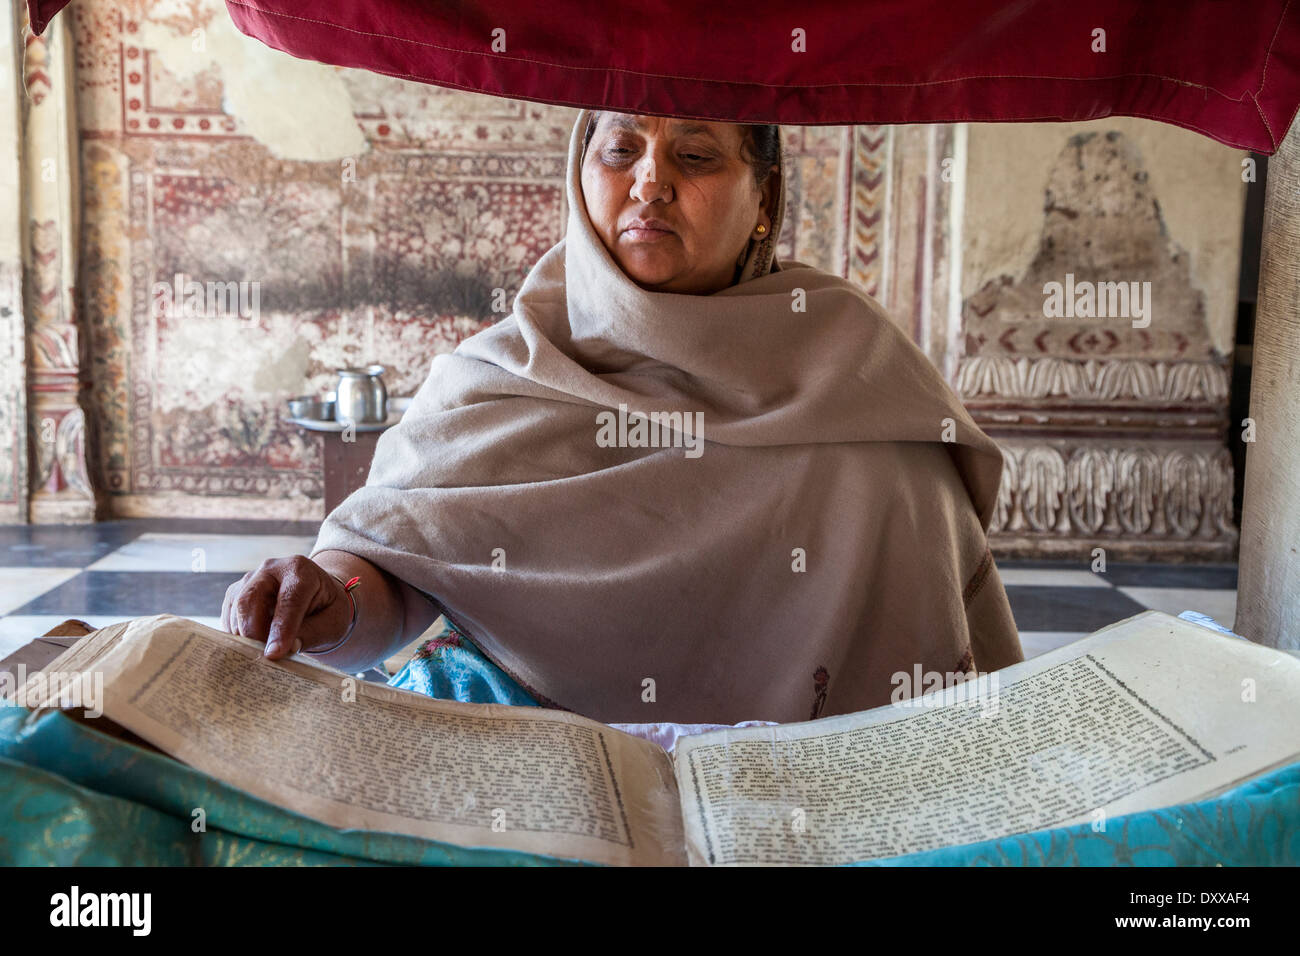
[7,610,1300,866]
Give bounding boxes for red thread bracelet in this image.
[306,574,361,656]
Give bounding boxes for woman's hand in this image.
[221,555,353,660]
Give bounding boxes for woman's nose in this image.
[630,156,672,203]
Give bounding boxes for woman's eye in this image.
[606,146,710,164]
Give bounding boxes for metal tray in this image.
[285,395,411,433]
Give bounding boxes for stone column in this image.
[0,0,27,522]
[1235,121,1300,650]
[21,10,93,522]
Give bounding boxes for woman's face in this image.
[581,113,777,295]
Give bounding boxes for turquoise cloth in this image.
[1,612,1296,865]
[0,707,585,867]
[387,617,540,707]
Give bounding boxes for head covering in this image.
[312,108,1023,725]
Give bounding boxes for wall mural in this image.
[5,0,1246,566]
[60,0,885,518]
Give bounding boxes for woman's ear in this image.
[760,167,782,232]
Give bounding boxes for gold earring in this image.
[756,224,767,235]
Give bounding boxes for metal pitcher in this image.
[334,365,388,424]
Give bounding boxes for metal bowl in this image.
[287,394,336,421]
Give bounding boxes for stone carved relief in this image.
[992,443,1234,552]
[956,356,1230,403]
[962,130,1238,560]
[31,405,91,498]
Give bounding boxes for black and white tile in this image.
[997,559,1237,658]
[0,520,1239,663]
[0,520,318,659]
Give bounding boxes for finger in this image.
[264,570,319,659]
[234,571,280,645]
[221,583,237,632]
[221,573,250,633]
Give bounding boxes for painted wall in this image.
[60,0,871,519]
[963,117,1247,357]
[2,0,1249,531]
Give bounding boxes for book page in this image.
[3,621,169,753]
[21,614,685,867]
[674,610,1300,866]
[14,619,130,677]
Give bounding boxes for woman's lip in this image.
[624,227,676,241]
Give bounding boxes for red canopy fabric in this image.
[27,1,1300,153]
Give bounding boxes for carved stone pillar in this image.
[21,10,93,522]
[0,0,26,522]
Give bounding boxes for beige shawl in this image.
[312,108,1023,725]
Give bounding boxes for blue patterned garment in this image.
[387,617,539,707]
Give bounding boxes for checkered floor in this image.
[0,519,1239,664]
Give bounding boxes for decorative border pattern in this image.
[990,442,1236,542]
[847,125,888,298]
[957,356,1231,404]
[121,16,242,139]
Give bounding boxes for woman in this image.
[222,109,1023,725]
